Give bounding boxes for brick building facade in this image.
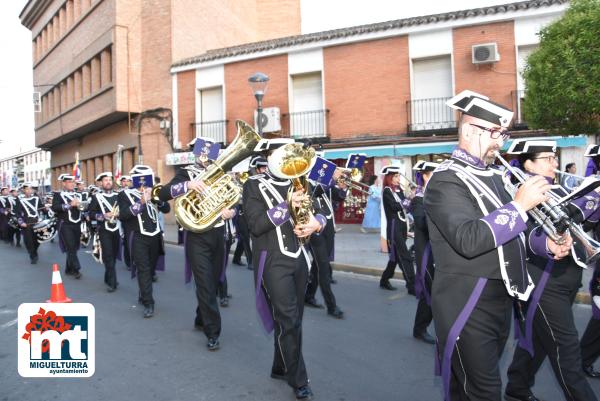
[19,0,301,188]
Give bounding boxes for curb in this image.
[166,240,593,306]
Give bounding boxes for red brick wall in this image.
[453,21,517,111]
[323,36,411,139]
[224,54,289,142]
[177,70,196,147]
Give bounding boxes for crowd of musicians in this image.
[2,89,600,400]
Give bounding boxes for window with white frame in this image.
[410,56,454,131]
[290,72,325,138]
[196,86,225,143]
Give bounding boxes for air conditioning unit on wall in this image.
[472,43,500,64]
[254,107,281,133]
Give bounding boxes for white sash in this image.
[124,189,159,236]
[60,192,81,223]
[96,192,120,232]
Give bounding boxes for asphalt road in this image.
[1,239,599,401]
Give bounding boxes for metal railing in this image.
[406,97,457,134]
[190,120,228,144]
[511,90,527,129]
[284,109,329,139]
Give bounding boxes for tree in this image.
[523,0,600,135]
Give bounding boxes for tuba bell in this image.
[174,120,261,233]
[268,142,316,244]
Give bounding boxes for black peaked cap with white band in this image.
[447,90,514,128]
[129,165,153,175]
[413,160,439,172]
[57,174,75,181]
[379,165,402,175]
[506,139,556,155]
[249,155,268,168]
[95,171,113,181]
[585,144,600,157]
[254,138,296,152]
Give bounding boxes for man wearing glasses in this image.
[424,90,566,401]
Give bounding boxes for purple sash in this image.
[415,242,432,305]
[438,277,487,401]
[517,259,553,356]
[255,250,274,333]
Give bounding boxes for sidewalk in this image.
[163,222,593,304]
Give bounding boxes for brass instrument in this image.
[268,142,316,244]
[238,172,249,184]
[174,120,261,232]
[150,185,162,204]
[108,202,119,224]
[337,168,370,194]
[496,151,600,264]
[554,169,585,180]
[77,199,90,211]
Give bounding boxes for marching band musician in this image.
[0,186,9,243]
[243,138,327,400]
[89,172,121,292]
[52,174,83,279]
[118,175,133,270]
[158,137,234,350]
[379,165,415,292]
[7,189,22,247]
[504,139,600,401]
[304,157,346,318]
[119,165,170,318]
[232,155,267,270]
[409,160,438,345]
[15,183,45,264]
[584,144,600,177]
[424,90,557,401]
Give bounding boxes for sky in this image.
[0,0,510,160]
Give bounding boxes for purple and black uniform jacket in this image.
[118,189,170,236]
[15,196,43,226]
[51,191,82,225]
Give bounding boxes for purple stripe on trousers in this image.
[255,250,274,334]
[57,220,66,253]
[518,259,554,356]
[388,219,396,263]
[183,230,192,284]
[415,242,432,305]
[440,277,487,401]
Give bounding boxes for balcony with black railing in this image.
[282,109,329,140]
[406,97,457,135]
[190,120,229,144]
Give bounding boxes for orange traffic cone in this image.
[47,264,72,303]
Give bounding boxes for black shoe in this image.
[295,385,313,400]
[143,305,154,318]
[232,260,244,266]
[16,243,21,248]
[107,286,116,293]
[327,307,344,319]
[504,392,544,401]
[206,337,220,351]
[194,317,204,330]
[584,365,600,378]
[30,256,38,264]
[65,270,74,276]
[73,271,82,279]
[247,264,254,271]
[380,282,397,291]
[413,331,436,345]
[270,370,287,381]
[407,287,416,296]
[219,297,229,307]
[305,298,324,309]
[330,278,337,284]
[152,275,158,282]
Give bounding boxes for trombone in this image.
[336,168,370,194]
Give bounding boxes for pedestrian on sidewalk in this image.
[361,175,381,233]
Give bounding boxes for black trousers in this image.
[506,267,597,401]
[218,238,232,299]
[60,222,81,273]
[258,250,309,389]
[581,317,600,368]
[305,233,337,310]
[233,214,252,265]
[22,226,39,260]
[413,242,434,335]
[0,215,8,242]
[433,273,512,401]
[9,225,21,245]
[122,229,131,268]
[99,229,120,289]
[381,234,414,290]
[132,232,160,306]
[187,227,224,339]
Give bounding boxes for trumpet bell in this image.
[269,143,316,180]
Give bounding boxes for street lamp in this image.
[248,72,269,137]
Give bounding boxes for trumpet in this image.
[336,168,370,194]
[77,200,90,211]
[108,202,119,224]
[554,169,585,180]
[495,151,600,264]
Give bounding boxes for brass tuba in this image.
[174,120,261,232]
[268,142,316,244]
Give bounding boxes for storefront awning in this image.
[323,135,587,160]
